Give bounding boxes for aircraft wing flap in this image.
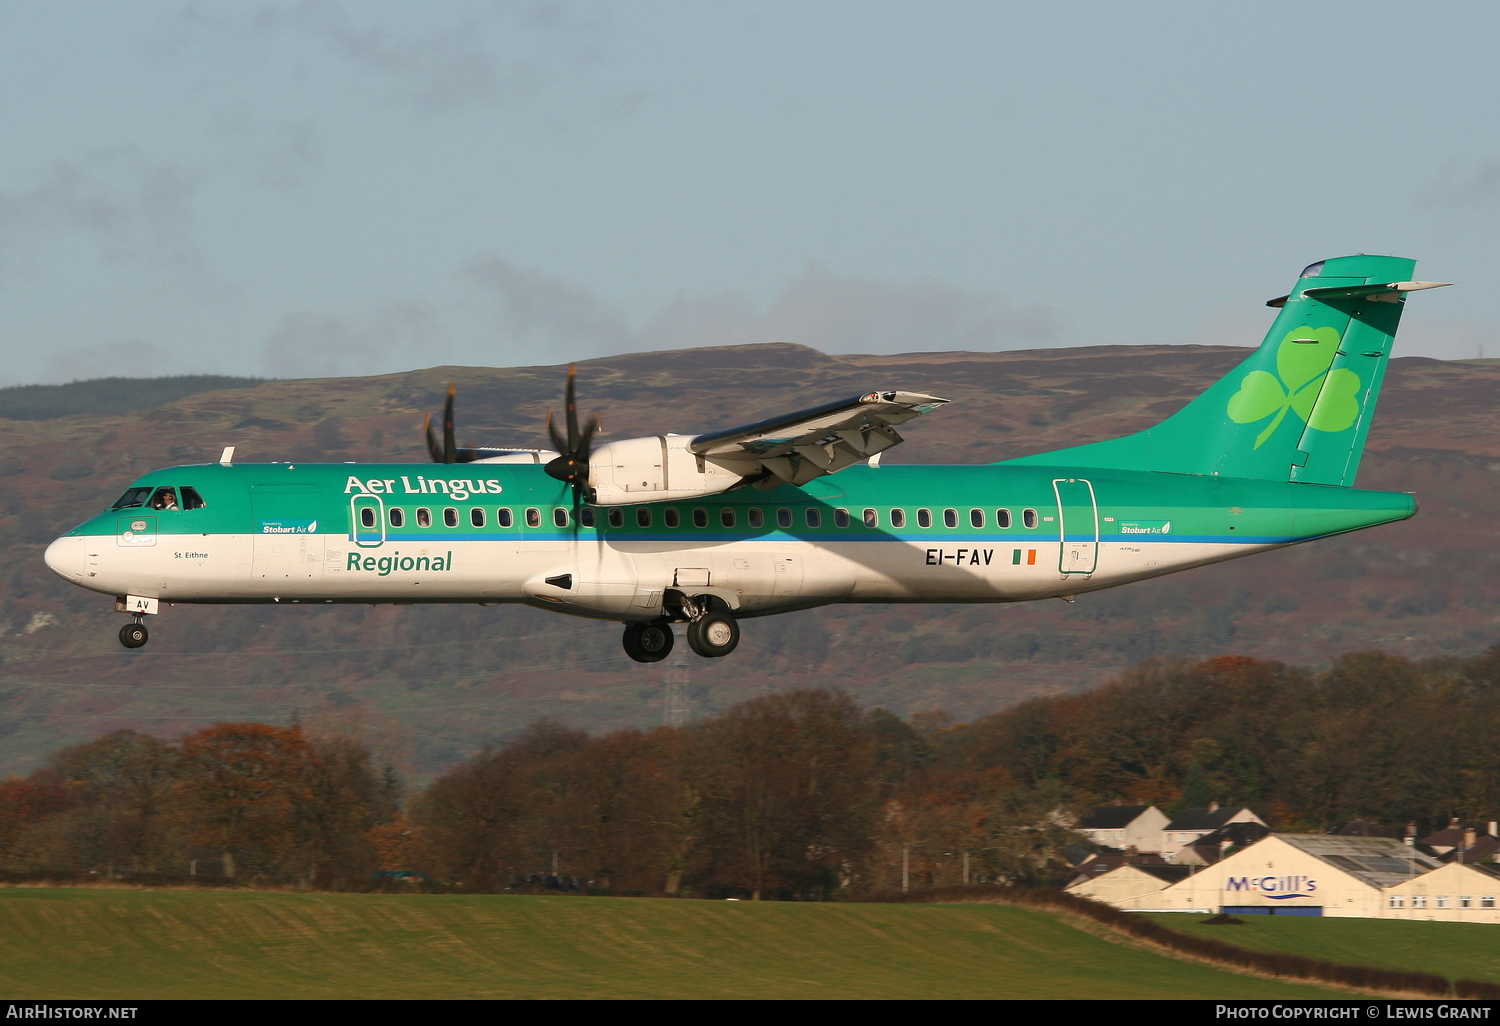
[690,391,949,487]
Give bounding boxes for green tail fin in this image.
[1002,254,1444,486]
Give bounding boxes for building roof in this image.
[1328,820,1389,837]
[1068,862,1193,889]
[1276,834,1442,889]
[1197,822,1272,847]
[1077,853,1168,875]
[1135,865,1195,885]
[1078,805,1157,830]
[1164,807,1257,831]
[1436,836,1500,865]
[1172,822,1274,865]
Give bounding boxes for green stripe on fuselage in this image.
[65,463,1415,547]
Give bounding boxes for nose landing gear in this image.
[119,619,149,649]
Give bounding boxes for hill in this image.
[0,888,1347,999]
[1,343,1499,776]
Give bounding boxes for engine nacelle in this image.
[587,434,744,506]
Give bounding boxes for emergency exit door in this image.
[1052,478,1098,576]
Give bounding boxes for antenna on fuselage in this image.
[219,446,235,467]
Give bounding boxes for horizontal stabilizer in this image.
[1267,281,1452,308]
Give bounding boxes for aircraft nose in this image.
[44,536,85,582]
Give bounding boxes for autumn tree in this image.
[691,689,877,900]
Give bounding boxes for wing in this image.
[689,391,950,488]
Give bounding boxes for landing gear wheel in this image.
[623,621,674,663]
[119,622,148,649]
[687,610,739,658]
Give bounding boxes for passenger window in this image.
[443,508,458,528]
[943,508,958,528]
[917,508,932,528]
[720,508,735,528]
[580,508,596,528]
[147,487,179,511]
[970,509,984,528]
[863,508,878,528]
[553,508,569,527]
[664,508,680,528]
[470,508,485,528]
[389,507,404,528]
[776,508,792,529]
[526,508,541,528]
[417,508,432,528]
[748,508,764,529]
[834,508,850,528]
[890,508,906,528]
[692,508,708,528]
[360,507,376,529]
[996,508,1011,529]
[111,487,152,510]
[637,507,652,528]
[180,486,207,510]
[608,508,624,529]
[805,508,821,528]
[497,508,513,528]
[1023,508,1038,529]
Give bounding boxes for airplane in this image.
[44,255,1449,663]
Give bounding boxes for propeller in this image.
[544,363,600,506]
[424,383,468,464]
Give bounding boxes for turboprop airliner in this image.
[44,255,1448,662]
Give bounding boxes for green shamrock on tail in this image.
[1227,326,1362,448]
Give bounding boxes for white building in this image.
[1075,805,1170,852]
[1383,861,1500,924]
[1159,805,1267,859]
[1068,833,1443,918]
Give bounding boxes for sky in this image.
[1,0,1498,385]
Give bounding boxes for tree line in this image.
[4,644,1499,897]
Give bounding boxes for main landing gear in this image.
[622,621,674,663]
[686,607,739,658]
[119,619,149,649]
[620,596,741,663]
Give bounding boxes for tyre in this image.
[623,621,673,663]
[687,610,739,658]
[119,623,148,649]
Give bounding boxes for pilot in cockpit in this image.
[148,487,178,511]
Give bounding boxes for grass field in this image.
[0,888,1354,1000]
[1147,913,1500,986]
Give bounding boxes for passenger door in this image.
[1053,478,1099,576]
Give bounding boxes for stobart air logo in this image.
[1227,326,1361,448]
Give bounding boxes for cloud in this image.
[1419,159,1500,209]
[261,302,448,378]
[0,149,220,296]
[178,0,611,114]
[640,265,1060,355]
[465,255,632,355]
[462,258,1060,359]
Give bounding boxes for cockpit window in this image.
[147,487,179,511]
[180,486,207,510]
[111,487,152,510]
[1299,260,1326,278]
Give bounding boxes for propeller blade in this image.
[545,408,569,456]
[424,413,444,463]
[442,383,457,463]
[542,363,601,508]
[564,363,580,453]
